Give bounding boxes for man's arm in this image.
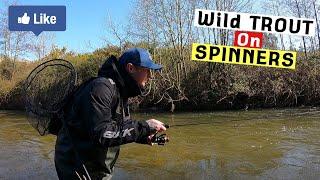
[85,78,152,147]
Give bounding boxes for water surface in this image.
[0,108,319,179]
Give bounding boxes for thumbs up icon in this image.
[17,13,30,24]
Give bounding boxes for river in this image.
[0,108,319,179]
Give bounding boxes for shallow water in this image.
[0,108,319,179]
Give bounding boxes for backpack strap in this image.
[107,79,131,128]
[121,98,130,121]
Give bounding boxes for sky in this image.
[1,0,314,60]
[1,0,135,56]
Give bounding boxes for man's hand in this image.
[146,119,166,145]
[146,119,166,133]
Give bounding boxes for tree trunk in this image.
[313,0,320,50]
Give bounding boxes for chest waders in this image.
[64,77,130,180]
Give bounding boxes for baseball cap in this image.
[119,48,162,70]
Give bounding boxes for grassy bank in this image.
[1,46,319,112]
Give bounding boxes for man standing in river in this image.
[54,48,167,180]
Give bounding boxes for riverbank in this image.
[1,47,320,112]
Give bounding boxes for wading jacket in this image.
[54,56,151,180]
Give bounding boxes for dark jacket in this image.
[54,56,152,180]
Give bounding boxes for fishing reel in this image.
[150,124,170,145]
[151,132,169,145]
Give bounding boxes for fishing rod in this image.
[151,121,240,145]
[150,123,221,145]
[151,109,320,145]
[162,110,318,129]
[163,118,248,128]
[164,122,221,128]
[151,119,262,145]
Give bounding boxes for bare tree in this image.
[104,11,130,52]
[265,0,287,50]
[1,0,57,67]
[0,0,33,75]
[27,32,55,61]
[313,0,320,50]
[128,0,253,111]
[284,0,312,57]
[128,0,197,110]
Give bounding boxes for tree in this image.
[128,0,253,111]
[28,33,55,61]
[313,0,320,50]
[0,1,33,77]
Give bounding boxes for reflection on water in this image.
[0,108,319,179]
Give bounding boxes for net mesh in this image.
[24,59,77,135]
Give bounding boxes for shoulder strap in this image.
[121,98,130,121]
[107,78,131,124]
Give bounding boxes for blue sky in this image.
[2,0,135,54]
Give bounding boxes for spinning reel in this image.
[150,124,170,145]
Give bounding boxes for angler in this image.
[54,48,167,180]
